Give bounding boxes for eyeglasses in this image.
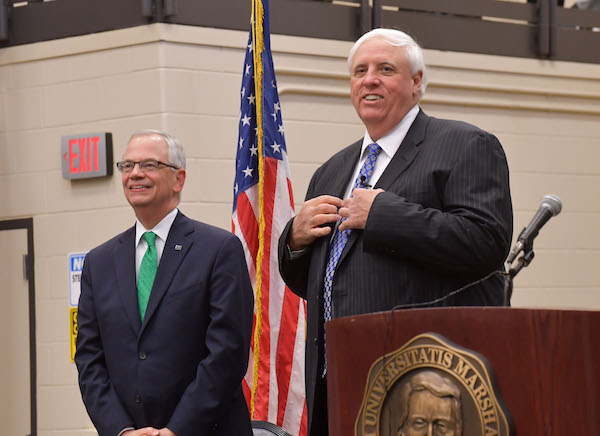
[116,160,179,173]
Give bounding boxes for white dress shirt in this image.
[134,207,178,284]
[343,104,420,199]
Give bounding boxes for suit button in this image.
[135,395,142,404]
[139,352,147,360]
[314,338,317,345]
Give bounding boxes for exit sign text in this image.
[61,132,113,179]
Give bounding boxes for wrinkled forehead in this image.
[123,134,169,160]
[350,38,407,67]
[351,35,407,61]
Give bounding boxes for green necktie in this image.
[138,231,157,321]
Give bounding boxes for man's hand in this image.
[158,428,176,436]
[289,195,344,251]
[123,428,159,436]
[338,188,384,231]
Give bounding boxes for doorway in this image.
[0,218,36,436]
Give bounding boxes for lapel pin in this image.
[174,244,183,251]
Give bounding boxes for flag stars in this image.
[245,64,251,75]
[278,124,285,135]
[241,114,251,126]
[271,111,277,122]
[271,141,281,153]
[234,183,238,194]
[239,137,244,149]
[274,102,280,113]
[242,166,254,178]
[247,94,256,105]
[241,87,246,99]
[250,145,258,156]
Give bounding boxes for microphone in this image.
[359,176,372,189]
[506,194,562,265]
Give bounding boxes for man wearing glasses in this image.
[75,130,254,436]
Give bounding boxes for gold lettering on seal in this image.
[364,377,387,427]
[453,358,472,379]
[442,351,453,368]
[355,335,510,436]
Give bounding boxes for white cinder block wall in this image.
[0,23,599,435]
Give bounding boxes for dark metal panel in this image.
[0,0,598,64]
[380,9,537,59]
[168,0,361,41]
[372,0,381,29]
[360,0,372,34]
[0,0,149,47]
[270,0,360,40]
[538,0,552,58]
[162,0,251,31]
[384,0,537,21]
[0,0,8,41]
[141,0,153,18]
[557,6,600,28]
[555,27,600,63]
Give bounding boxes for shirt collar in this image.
[361,104,420,159]
[135,208,179,246]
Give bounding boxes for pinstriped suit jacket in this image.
[278,109,513,431]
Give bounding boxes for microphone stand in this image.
[503,242,535,306]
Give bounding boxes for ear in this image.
[412,70,423,95]
[173,169,186,194]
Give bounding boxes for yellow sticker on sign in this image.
[70,308,78,362]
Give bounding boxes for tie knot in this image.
[143,231,157,246]
[367,142,381,157]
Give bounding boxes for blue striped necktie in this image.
[322,143,381,373]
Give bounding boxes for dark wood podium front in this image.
[326,308,600,435]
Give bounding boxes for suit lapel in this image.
[114,226,142,336]
[339,110,429,263]
[330,140,362,199]
[375,109,428,191]
[141,211,194,333]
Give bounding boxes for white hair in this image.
[348,28,428,98]
[127,129,186,170]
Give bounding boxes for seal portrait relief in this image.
[355,333,513,436]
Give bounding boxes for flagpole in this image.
[250,0,265,418]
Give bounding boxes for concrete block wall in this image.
[0,22,599,434]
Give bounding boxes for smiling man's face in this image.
[121,134,184,225]
[350,37,422,141]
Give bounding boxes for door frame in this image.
[0,218,37,436]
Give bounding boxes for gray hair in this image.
[127,129,187,170]
[348,28,428,99]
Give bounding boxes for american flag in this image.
[231,1,307,435]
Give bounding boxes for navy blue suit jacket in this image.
[75,212,254,436]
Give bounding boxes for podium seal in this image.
[355,333,513,436]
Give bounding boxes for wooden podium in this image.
[326,307,600,435]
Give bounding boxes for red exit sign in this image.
[61,132,113,179]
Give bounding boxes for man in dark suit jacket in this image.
[75,130,254,436]
[278,29,513,435]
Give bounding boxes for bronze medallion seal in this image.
[355,333,512,436]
